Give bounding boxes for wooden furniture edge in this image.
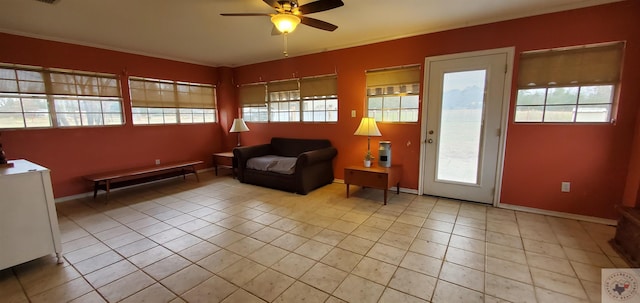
[344,165,402,205]
[84,160,203,199]
[212,152,236,178]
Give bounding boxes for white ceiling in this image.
[0,0,621,67]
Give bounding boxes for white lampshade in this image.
[354,117,382,137]
[271,14,301,34]
[229,118,250,133]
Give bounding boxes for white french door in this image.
[420,48,513,204]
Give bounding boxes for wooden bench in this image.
[84,160,203,199]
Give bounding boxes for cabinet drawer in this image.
[345,169,388,188]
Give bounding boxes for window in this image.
[366,65,421,122]
[240,83,268,122]
[268,80,300,122]
[0,63,123,129]
[301,75,338,122]
[240,75,338,123]
[515,42,623,123]
[129,77,216,125]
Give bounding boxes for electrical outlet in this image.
[561,182,570,192]
[351,110,356,118]
[155,159,160,165]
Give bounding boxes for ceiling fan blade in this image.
[220,13,272,17]
[298,0,344,15]
[262,0,281,10]
[300,16,338,31]
[271,25,281,36]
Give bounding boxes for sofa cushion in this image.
[246,155,297,175]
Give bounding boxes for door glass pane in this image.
[437,70,486,184]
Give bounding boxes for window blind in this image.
[300,75,337,98]
[267,79,298,93]
[518,42,624,88]
[366,65,421,87]
[239,83,266,106]
[0,66,46,94]
[49,71,120,97]
[129,78,176,108]
[0,64,120,97]
[129,77,215,109]
[366,65,421,96]
[176,83,216,109]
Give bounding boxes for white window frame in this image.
[514,42,623,124]
[240,75,339,123]
[0,63,124,129]
[367,91,420,123]
[515,85,615,123]
[302,95,338,122]
[268,89,300,122]
[366,65,421,123]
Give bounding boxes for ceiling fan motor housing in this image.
[221,0,343,32]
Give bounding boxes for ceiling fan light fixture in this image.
[271,14,301,34]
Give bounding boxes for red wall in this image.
[0,33,223,197]
[233,1,640,219]
[1,1,638,219]
[624,103,640,208]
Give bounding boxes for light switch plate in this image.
[561,182,570,192]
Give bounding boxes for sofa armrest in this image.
[296,147,338,167]
[233,144,271,167]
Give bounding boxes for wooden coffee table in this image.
[344,165,401,205]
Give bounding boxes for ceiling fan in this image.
[221,0,344,35]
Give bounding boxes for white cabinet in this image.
[0,159,63,270]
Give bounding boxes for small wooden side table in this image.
[344,165,402,205]
[213,152,236,178]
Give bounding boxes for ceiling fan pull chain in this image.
[283,33,289,57]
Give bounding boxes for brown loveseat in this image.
[233,137,338,195]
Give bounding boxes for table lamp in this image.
[354,117,381,167]
[229,118,250,146]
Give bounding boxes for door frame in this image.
[418,47,515,207]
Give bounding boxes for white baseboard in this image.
[334,179,616,225]
[498,203,618,226]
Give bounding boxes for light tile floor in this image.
[0,172,628,303]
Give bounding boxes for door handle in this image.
[428,139,434,144]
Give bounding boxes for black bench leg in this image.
[105,180,111,202]
[192,165,200,182]
[93,181,99,199]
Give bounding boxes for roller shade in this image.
[366,65,421,87]
[49,71,120,97]
[130,77,215,108]
[267,79,298,93]
[239,83,266,105]
[176,83,216,109]
[130,78,177,108]
[518,42,624,88]
[0,67,46,94]
[0,64,120,97]
[300,75,337,98]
